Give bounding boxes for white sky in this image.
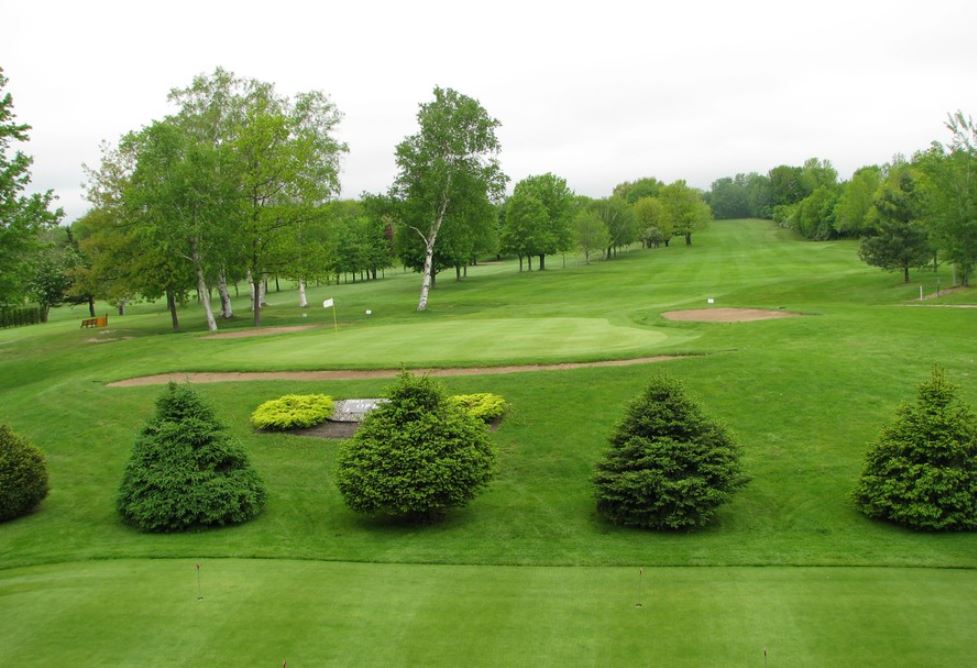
[4,0,977,222]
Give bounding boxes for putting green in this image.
[204,317,690,368]
[1,559,974,666]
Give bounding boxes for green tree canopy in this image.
[0,68,62,303]
[660,180,711,246]
[389,87,506,310]
[510,173,574,270]
[858,166,931,282]
[572,208,609,263]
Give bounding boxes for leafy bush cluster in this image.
[855,368,977,530]
[251,394,335,430]
[448,393,508,423]
[118,383,265,532]
[337,373,495,520]
[0,424,48,521]
[594,377,746,530]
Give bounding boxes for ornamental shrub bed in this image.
[251,394,335,430]
[448,393,508,423]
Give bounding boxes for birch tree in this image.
[390,87,506,311]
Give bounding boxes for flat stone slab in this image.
[330,398,387,423]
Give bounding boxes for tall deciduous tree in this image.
[501,190,548,271]
[124,119,235,331]
[917,112,977,286]
[572,208,608,264]
[660,180,712,246]
[233,82,346,325]
[834,166,882,237]
[511,173,574,270]
[389,87,506,311]
[632,196,669,247]
[592,196,636,258]
[0,68,62,303]
[858,166,930,283]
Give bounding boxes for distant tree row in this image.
[706,115,977,285]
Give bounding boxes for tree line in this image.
[1,69,715,323]
[705,118,977,285]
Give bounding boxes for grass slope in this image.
[1,220,975,664]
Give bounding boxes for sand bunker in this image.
[107,355,681,388]
[202,325,317,340]
[662,308,801,323]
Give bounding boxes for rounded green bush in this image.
[448,393,508,423]
[118,383,266,532]
[250,394,335,430]
[0,424,49,522]
[855,368,977,531]
[594,376,746,530]
[337,372,495,521]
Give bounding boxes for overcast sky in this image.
[4,0,977,222]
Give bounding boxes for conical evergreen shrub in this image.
[855,368,977,530]
[118,383,265,532]
[0,424,48,521]
[594,377,745,529]
[336,372,495,521]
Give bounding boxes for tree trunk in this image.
[685,233,692,246]
[664,239,670,247]
[463,264,467,277]
[455,265,461,280]
[166,290,180,331]
[298,279,308,307]
[519,256,523,272]
[87,296,95,317]
[191,241,218,333]
[217,271,233,319]
[275,275,280,292]
[903,265,910,283]
[528,256,533,271]
[117,300,126,316]
[418,239,437,311]
[539,254,545,270]
[247,269,256,311]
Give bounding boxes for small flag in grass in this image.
[322,298,334,309]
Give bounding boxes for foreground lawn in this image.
[1,220,975,663]
[1,559,975,666]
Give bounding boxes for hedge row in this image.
[0,306,44,329]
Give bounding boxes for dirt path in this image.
[662,308,801,322]
[107,355,682,387]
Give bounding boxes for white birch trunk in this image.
[247,269,256,311]
[191,243,218,333]
[217,270,233,319]
[416,188,451,312]
[298,279,308,307]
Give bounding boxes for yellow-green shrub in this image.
[448,393,508,423]
[251,394,335,430]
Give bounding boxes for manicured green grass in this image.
[1,219,975,664]
[2,559,976,666]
